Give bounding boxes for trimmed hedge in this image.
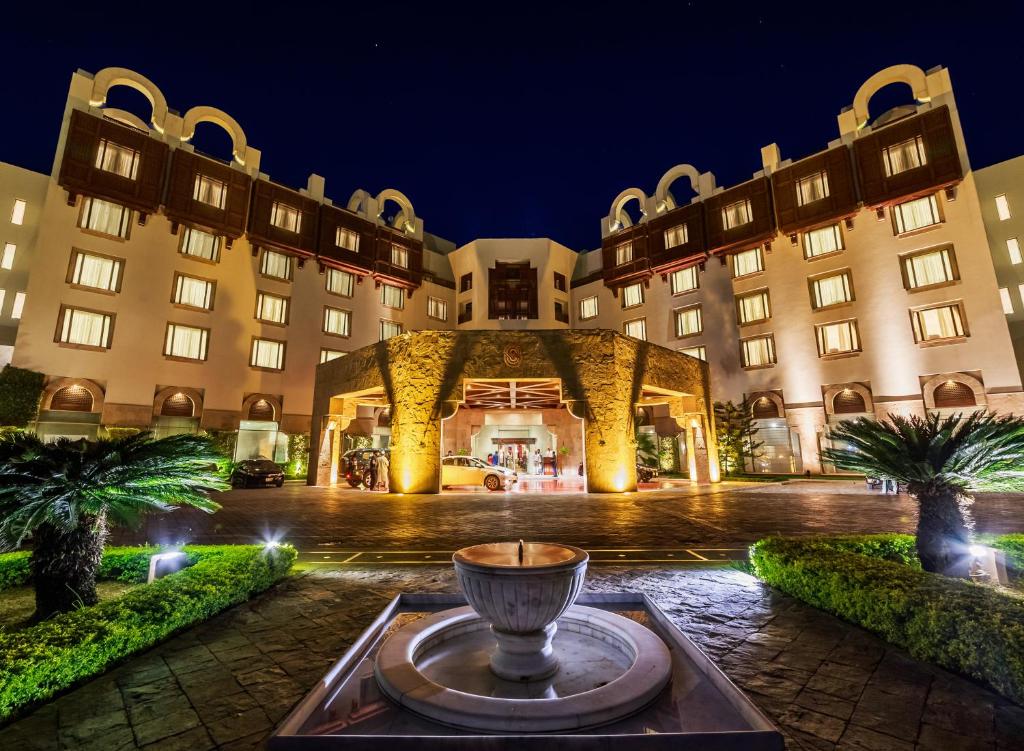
[992,534,1024,573]
[750,535,1024,706]
[0,544,295,722]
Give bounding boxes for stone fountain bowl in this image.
[453,542,589,635]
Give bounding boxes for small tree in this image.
[822,412,1024,577]
[636,431,658,467]
[714,400,764,475]
[0,365,45,428]
[0,432,227,620]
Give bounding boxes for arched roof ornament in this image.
[850,64,930,131]
[90,67,169,133]
[654,164,702,211]
[607,188,648,232]
[347,189,373,216]
[180,106,249,166]
[376,188,416,234]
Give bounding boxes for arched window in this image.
[248,398,275,421]
[752,397,779,419]
[933,381,976,408]
[51,385,94,412]
[833,389,867,415]
[161,392,195,417]
[377,409,392,428]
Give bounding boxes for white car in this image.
[441,456,517,491]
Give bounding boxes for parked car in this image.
[441,456,517,491]
[636,463,658,483]
[231,458,285,488]
[342,448,390,488]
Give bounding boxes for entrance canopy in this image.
[309,330,718,493]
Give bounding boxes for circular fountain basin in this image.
[374,604,672,733]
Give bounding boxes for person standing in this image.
[378,451,390,492]
[367,451,379,491]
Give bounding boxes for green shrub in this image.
[0,544,295,722]
[0,552,30,590]
[991,534,1024,572]
[750,535,1024,706]
[0,365,45,428]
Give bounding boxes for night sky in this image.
[4,2,1023,251]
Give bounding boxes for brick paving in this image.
[3,565,1022,751]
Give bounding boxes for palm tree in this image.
[0,432,226,620]
[822,412,1024,577]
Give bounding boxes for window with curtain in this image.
[180,227,220,261]
[255,292,288,324]
[675,305,703,337]
[164,324,209,360]
[680,345,706,361]
[428,296,448,320]
[1007,238,1022,265]
[10,199,26,225]
[621,282,644,308]
[1,242,14,270]
[12,292,25,319]
[615,242,633,266]
[325,268,355,296]
[811,271,852,309]
[737,290,770,324]
[902,247,956,289]
[193,175,227,209]
[59,307,112,348]
[670,266,698,294]
[912,303,966,342]
[260,250,292,280]
[796,171,830,206]
[996,194,1011,221]
[803,224,843,258]
[270,202,301,233]
[390,245,409,268]
[95,139,139,180]
[664,224,688,248]
[892,195,940,234]
[722,199,753,229]
[335,227,359,251]
[380,320,403,341]
[624,318,647,340]
[1000,288,1014,314]
[381,283,405,309]
[173,274,214,310]
[883,136,927,177]
[250,338,285,369]
[816,320,860,356]
[320,349,346,363]
[741,335,775,367]
[70,251,121,292]
[579,296,598,320]
[323,306,352,337]
[732,247,763,277]
[80,197,131,239]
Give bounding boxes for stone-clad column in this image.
[578,335,637,493]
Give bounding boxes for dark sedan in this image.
[230,458,285,488]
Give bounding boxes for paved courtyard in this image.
[2,565,1021,751]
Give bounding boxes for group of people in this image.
[481,446,558,476]
[364,450,389,492]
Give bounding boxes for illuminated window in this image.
[58,306,112,348]
[579,295,598,320]
[192,175,226,209]
[732,247,763,278]
[428,296,448,321]
[79,197,131,239]
[1007,238,1022,265]
[624,317,647,340]
[255,291,288,324]
[0,290,4,313]
[722,199,753,229]
[250,338,285,369]
[996,194,1011,221]
[180,227,220,261]
[815,320,860,356]
[664,224,688,248]
[674,305,703,337]
[323,306,351,337]
[10,199,26,225]
[621,282,644,308]
[320,348,346,363]
[740,334,775,368]
[796,171,830,206]
[1,243,13,270]
[381,283,404,309]
[1000,288,1014,314]
[811,271,853,309]
[164,323,209,360]
[912,303,966,342]
[669,266,698,294]
[335,227,359,251]
[270,202,301,233]
[883,136,927,177]
[615,242,633,266]
[173,274,214,310]
[391,245,408,268]
[95,139,139,180]
[902,247,957,290]
[260,249,292,280]
[326,268,355,296]
[380,320,403,341]
[12,291,25,319]
[803,224,843,258]
[69,251,122,292]
[736,290,770,324]
[892,195,940,234]
[680,345,706,361]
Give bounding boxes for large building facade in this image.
[6,63,1023,483]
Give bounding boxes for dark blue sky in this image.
[4,2,1022,250]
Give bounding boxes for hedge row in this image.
[0,544,295,722]
[0,547,208,591]
[750,534,1024,706]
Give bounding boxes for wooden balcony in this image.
[601,224,652,288]
[164,149,251,239]
[646,202,708,274]
[705,176,775,256]
[488,261,538,319]
[772,146,859,236]
[371,229,423,290]
[316,203,375,275]
[247,179,320,257]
